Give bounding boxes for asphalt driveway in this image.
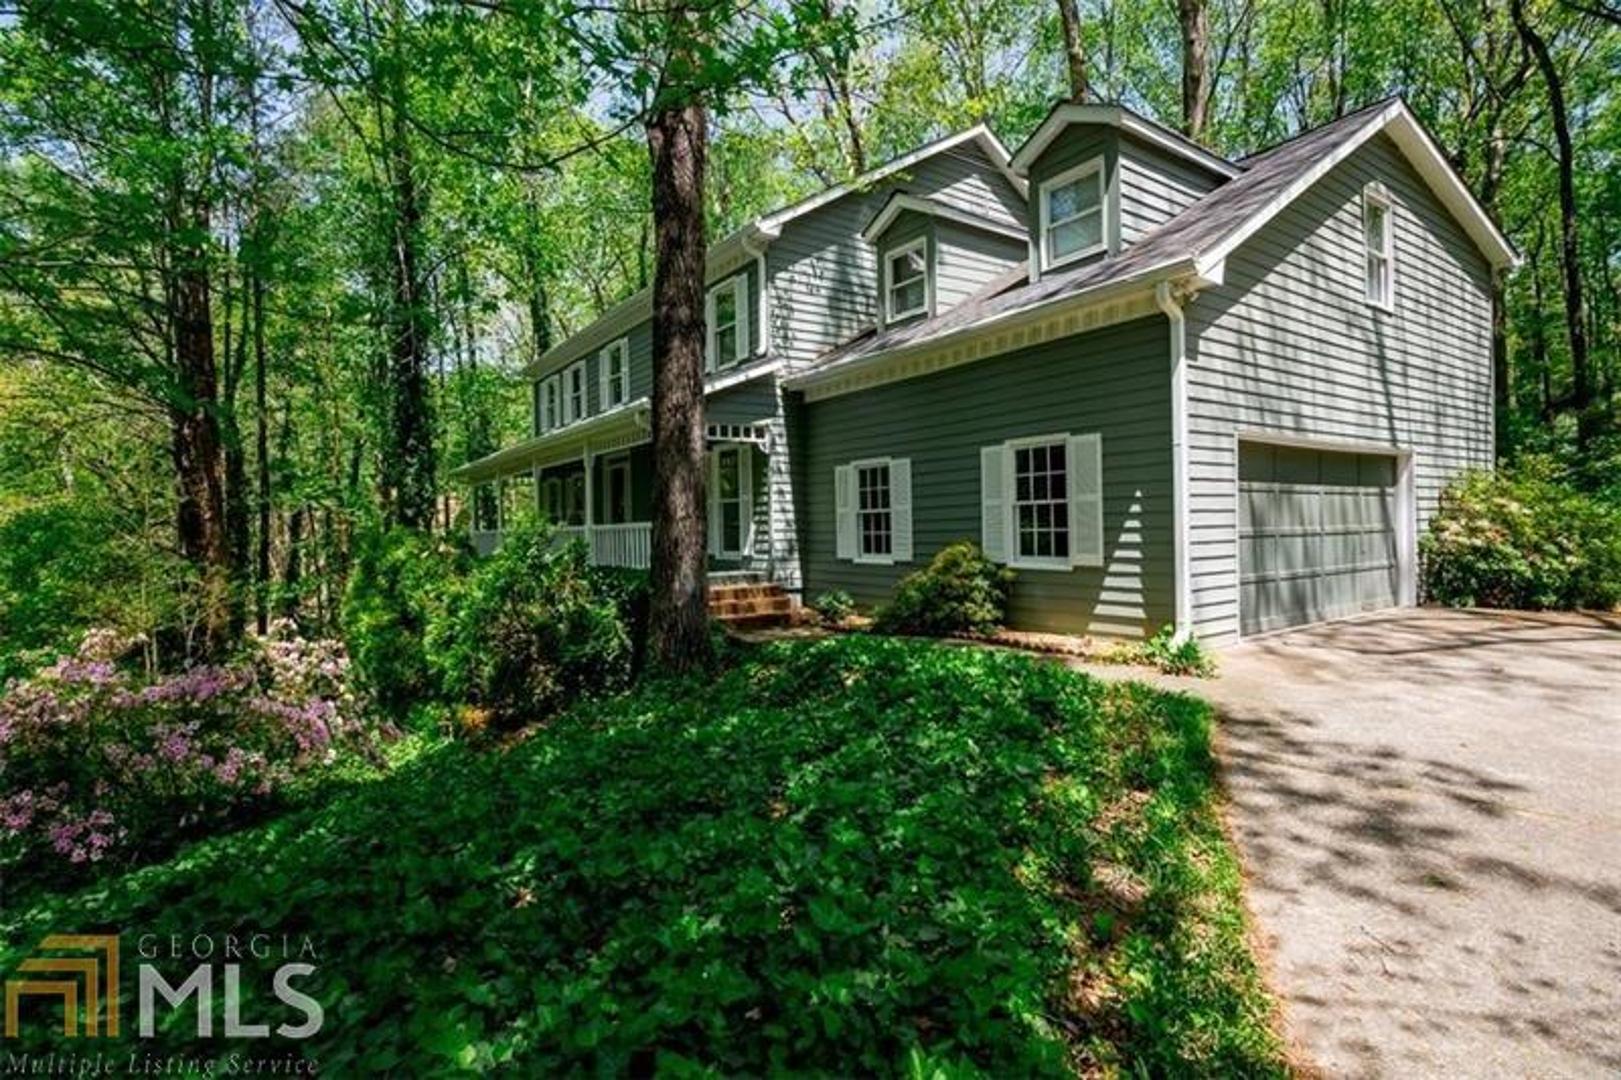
[1205,608,1621,1078]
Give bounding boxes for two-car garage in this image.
[1236,439,1409,637]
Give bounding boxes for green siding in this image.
[1185,132,1494,641]
[794,316,1174,637]
[1026,125,1120,261]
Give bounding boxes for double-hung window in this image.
[564,361,586,423]
[980,434,1103,570]
[834,457,912,564]
[599,338,630,410]
[883,237,929,322]
[539,375,561,433]
[1039,158,1105,270]
[705,276,750,371]
[1363,183,1395,310]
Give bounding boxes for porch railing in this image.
[474,523,651,570]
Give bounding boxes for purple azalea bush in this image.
[0,621,379,874]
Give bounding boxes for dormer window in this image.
[706,276,750,371]
[1039,157,1105,270]
[1363,182,1395,311]
[883,237,930,322]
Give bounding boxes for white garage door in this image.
[1239,441,1400,636]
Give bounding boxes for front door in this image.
[709,444,752,559]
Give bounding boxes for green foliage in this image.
[0,638,1282,1075]
[1421,458,1621,611]
[429,520,634,727]
[1138,625,1217,677]
[874,541,1015,637]
[810,588,856,624]
[341,527,468,719]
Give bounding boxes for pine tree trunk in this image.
[1178,0,1211,141]
[645,100,713,675]
[1056,0,1089,101]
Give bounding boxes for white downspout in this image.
[1155,281,1194,644]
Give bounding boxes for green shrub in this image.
[341,527,467,719]
[1139,624,1216,676]
[874,541,1015,637]
[1421,459,1621,610]
[429,520,633,727]
[810,588,856,624]
[1,637,1283,1075]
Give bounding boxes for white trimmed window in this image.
[1363,182,1395,310]
[563,361,586,423]
[1039,157,1106,270]
[605,454,631,524]
[705,276,751,371]
[539,375,561,433]
[709,444,752,556]
[980,434,1103,570]
[883,237,929,322]
[834,457,912,564]
[599,338,631,410]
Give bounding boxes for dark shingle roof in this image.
[804,100,1397,376]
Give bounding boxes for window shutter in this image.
[707,452,720,554]
[980,445,1008,562]
[890,458,913,562]
[834,465,855,560]
[735,278,751,361]
[739,445,755,556]
[598,352,610,411]
[1067,433,1104,566]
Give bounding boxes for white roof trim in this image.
[1191,100,1517,275]
[758,125,1027,234]
[860,192,1028,244]
[1010,104,1241,179]
[525,127,1027,379]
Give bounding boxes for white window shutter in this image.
[735,278,751,361]
[980,445,1008,562]
[834,465,856,560]
[739,445,755,556]
[598,353,610,411]
[1067,433,1104,567]
[891,458,913,562]
[703,289,716,372]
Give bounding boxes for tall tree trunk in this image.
[172,257,234,658]
[1179,0,1211,141]
[1056,0,1088,101]
[380,70,437,527]
[1513,0,1592,445]
[645,100,713,674]
[1479,117,1512,457]
[252,262,271,631]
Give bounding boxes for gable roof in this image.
[522,125,1023,379]
[1009,102,1241,179]
[859,191,1028,244]
[791,98,1518,393]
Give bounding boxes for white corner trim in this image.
[1038,156,1109,272]
[1010,103,1240,179]
[860,192,1028,244]
[1155,281,1194,643]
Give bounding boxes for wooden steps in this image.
[709,580,793,628]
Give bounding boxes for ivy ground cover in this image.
[1,637,1282,1075]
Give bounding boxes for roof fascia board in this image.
[788,257,1196,396]
[860,192,1029,244]
[1192,101,1517,278]
[1010,104,1240,179]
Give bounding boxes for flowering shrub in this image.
[0,622,377,875]
[1421,459,1621,610]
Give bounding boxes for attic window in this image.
[884,237,929,322]
[1040,157,1106,270]
[1363,183,1395,311]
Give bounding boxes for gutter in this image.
[1154,280,1195,644]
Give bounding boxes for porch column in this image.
[583,446,595,564]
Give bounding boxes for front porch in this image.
[467,423,774,576]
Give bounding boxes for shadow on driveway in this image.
[1204,608,1621,1078]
